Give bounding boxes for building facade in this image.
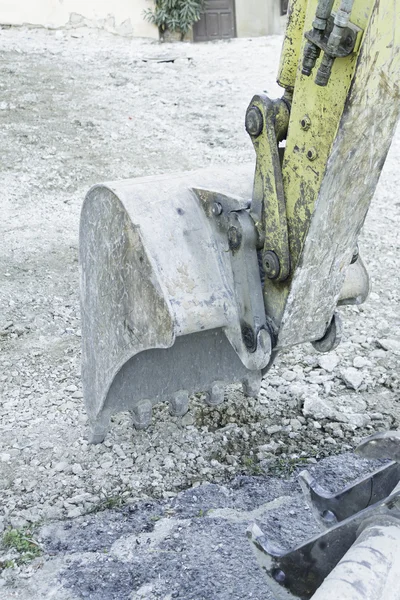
[0,0,283,40]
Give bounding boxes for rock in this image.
[340,367,364,390]
[65,384,77,392]
[290,418,302,431]
[113,445,126,459]
[345,413,371,429]
[377,338,400,355]
[181,413,195,426]
[353,356,371,369]
[281,369,297,382]
[163,456,175,469]
[369,349,387,359]
[39,441,54,450]
[10,516,28,529]
[287,382,308,398]
[100,459,113,470]
[318,353,340,372]
[258,441,280,455]
[267,425,282,435]
[20,508,42,523]
[306,373,333,384]
[68,493,89,505]
[370,412,384,420]
[303,395,336,420]
[53,461,69,472]
[259,386,280,402]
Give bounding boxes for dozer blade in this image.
[80,164,273,443]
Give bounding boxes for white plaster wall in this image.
[235,0,282,38]
[0,0,159,38]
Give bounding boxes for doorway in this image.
[193,0,236,42]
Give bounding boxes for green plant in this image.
[88,493,126,514]
[144,0,205,40]
[268,456,309,478]
[2,527,42,565]
[242,456,264,476]
[0,559,15,573]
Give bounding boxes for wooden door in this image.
[193,0,236,42]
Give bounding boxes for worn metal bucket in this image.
[80,164,273,442]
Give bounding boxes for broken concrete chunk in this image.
[302,395,336,420]
[353,356,371,369]
[377,338,400,355]
[340,367,364,390]
[318,353,340,373]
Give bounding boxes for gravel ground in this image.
[0,25,399,598]
[0,453,387,600]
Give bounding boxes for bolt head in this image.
[245,106,264,137]
[263,250,280,280]
[307,147,318,161]
[322,510,337,524]
[300,115,311,130]
[212,202,223,216]
[272,569,286,584]
[257,328,271,356]
[345,34,354,48]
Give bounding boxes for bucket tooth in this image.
[88,414,111,445]
[242,373,262,397]
[131,399,153,431]
[169,390,190,417]
[204,381,225,407]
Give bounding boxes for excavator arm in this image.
[80,0,400,447]
[249,0,398,351]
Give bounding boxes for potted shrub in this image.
[144,0,205,42]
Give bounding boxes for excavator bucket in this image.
[80,164,273,443]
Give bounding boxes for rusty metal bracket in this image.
[246,94,291,282]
